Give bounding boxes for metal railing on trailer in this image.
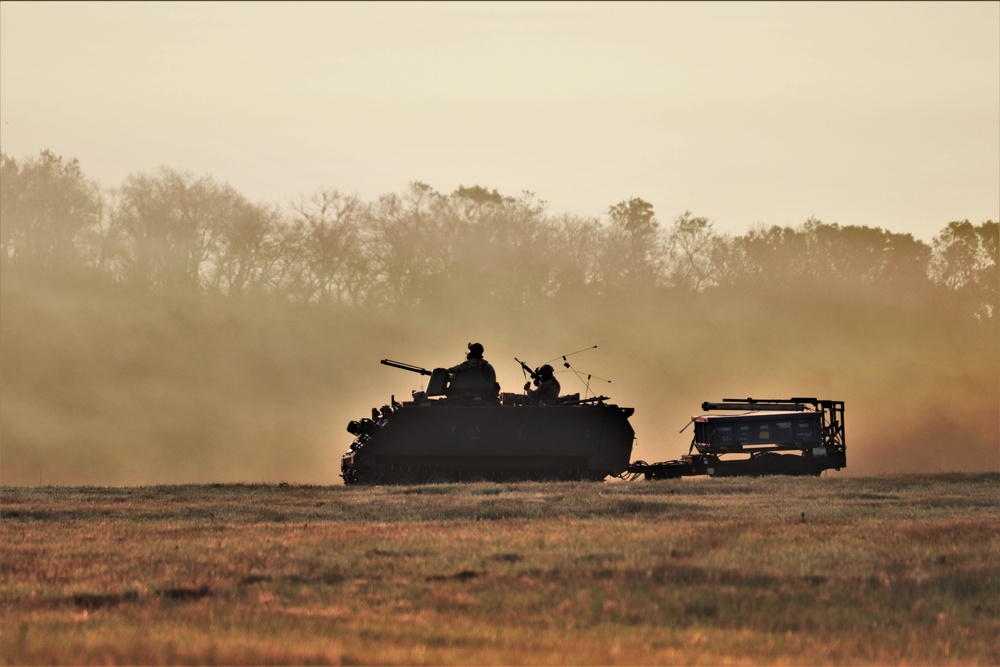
[625,398,845,480]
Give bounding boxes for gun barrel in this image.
[702,401,808,412]
[515,357,539,379]
[380,359,432,376]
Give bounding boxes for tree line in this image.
[2,149,996,321]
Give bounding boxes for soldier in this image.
[446,342,498,396]
[447,342,487,375]
[525,364,560,405]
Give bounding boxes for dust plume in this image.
[1,158,996,484]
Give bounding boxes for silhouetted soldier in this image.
[446,342,498,398]
[525,364,560,405]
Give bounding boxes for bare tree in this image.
[664,211,718,291]
[548,213,602,296]
[438,186,556,307]
[204,199,288,297]
[108,168,240,291]
[0,150,101,269]
[930,220,999,320]
[288,188,371,306]
[366,182,448,308]
[596,197,664,292]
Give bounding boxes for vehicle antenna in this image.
[545,345,597,366]
[557,364,611,399]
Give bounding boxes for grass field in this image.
[1,474,997,665]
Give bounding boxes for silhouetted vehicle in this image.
[340,359,635,485]
[627,398,846,479]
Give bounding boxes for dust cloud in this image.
[1,162,996,485]
[2,263,996,486]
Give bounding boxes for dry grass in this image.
[1,474,997,665]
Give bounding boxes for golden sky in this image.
[1,1,997,241]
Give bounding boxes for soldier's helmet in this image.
[467,342,484,358]
[538,364,554,378]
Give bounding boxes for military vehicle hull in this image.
[341,398,635,485]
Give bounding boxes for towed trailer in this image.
[627,398,845,479]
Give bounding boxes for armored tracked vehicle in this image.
[340,356,635,485]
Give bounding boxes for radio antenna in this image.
[552,347,610,398]
[545,345,597,366]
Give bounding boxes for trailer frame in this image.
[627,397,845,479]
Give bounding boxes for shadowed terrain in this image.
[1,475,997,665]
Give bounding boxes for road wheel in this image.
[426,473,453,484]
[466,473,491,483]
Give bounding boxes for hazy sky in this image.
[1,1,997,241]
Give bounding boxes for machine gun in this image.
[515,358,540,382]
[381,358,498,400]
[381,359,450,396]
[381,359,433,376]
